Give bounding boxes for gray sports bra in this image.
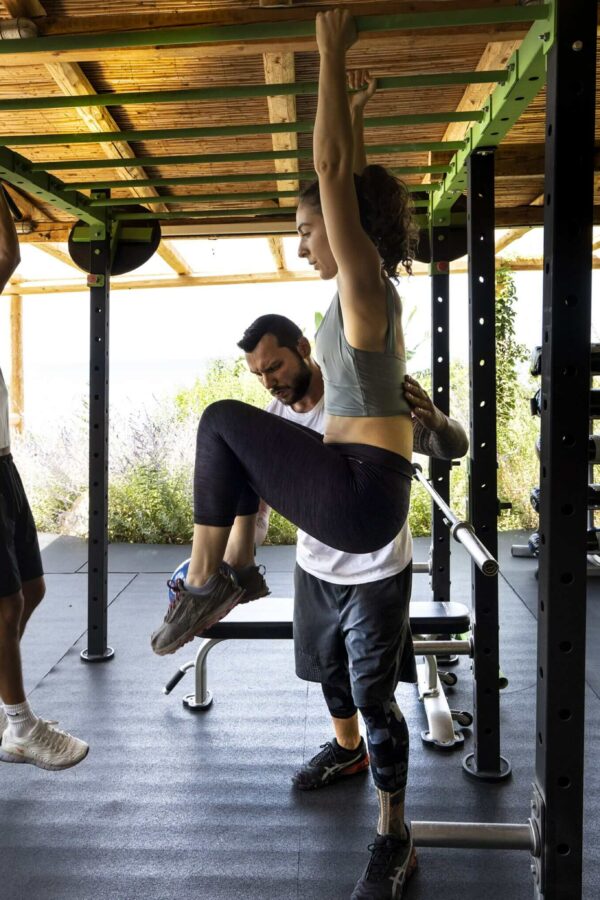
[314,278,411,418]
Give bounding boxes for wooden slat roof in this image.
[0,0,598,253]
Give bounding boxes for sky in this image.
[1,228,599,434]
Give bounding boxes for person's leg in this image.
[358,698,410,839]
[190,400,411,576]
[292,566,369,789]
[222,514,256,570]
[19,576,45,638]
[0,590,26,705]
[0,459,88,769]
[293,681,370,790]
[342,566,417,898]
[331,710,361,751]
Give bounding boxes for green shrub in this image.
[408,479,434,537]
[265,510,298,545]
[108,463,193,544]
[174,358,265,419]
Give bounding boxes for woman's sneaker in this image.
[0,719,89,771]
[0,707,7,744]
[292,737,370,790]
[351,826,417,899]
[222,563,270,604]
[151,566,244,656]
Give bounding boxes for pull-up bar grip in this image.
[0,7,551,57]
[413,465,499,577]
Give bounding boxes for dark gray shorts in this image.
[293,562,417,707]
[0,455,43,597]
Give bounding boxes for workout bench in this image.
[164,596,472,749]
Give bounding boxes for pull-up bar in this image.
[0,71,507,113]
[413,464,499,577]
[0,111,482,148]
[0,6,550,57]
[67,165,448,191]
[31,141,464,172]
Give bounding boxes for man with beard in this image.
[237,313,468,899]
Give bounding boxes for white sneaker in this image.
[0,707,7,743]
[0,718,89,770]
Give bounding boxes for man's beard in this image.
[277,363,312,405]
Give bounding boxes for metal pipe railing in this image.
[413,465,499,577]
[412,640,471,655]
[412,820,539,855]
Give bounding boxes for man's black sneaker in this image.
[351,827,418,899]
[222,562,270,604]
[292,737,369,790]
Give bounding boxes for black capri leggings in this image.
[194,400,412,554]
[321,683,410,794]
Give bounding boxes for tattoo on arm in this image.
[412,416,469,459]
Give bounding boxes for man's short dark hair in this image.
[237,314,303,353]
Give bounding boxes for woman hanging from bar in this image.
[151,8,418,652]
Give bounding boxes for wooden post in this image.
[9,292,24,434]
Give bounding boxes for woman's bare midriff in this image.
[323,413,413,460]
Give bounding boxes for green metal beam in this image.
[111,208,436,228]
[0,145,105,228]
[431,3,554,223]
[0,111,482,148]
[32,141,464,172]
[0,6,550,56]
[0,71,507,113]
[113,208,298,221]
[91,189,432,207]
[67,165,448,191]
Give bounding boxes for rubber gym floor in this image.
[0,531,598,900]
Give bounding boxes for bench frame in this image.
[164,599,472,750]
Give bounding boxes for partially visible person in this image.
[0,184,89,770]
[239,310,467,900]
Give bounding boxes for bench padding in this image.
[200,598,470,640]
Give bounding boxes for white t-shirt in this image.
[266,395,412,585]
[0,368,10,450]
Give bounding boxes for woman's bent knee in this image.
[199,399,247,429]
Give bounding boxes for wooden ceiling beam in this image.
[263,51,299,206]
[1,0,192,276]
[32,2,533,37]
[0,32,533,68]
[1,0,45,15]
[33,241,80,269]
[267,236,288,272]
[155,241,192,275]
[1,269,320,294]
[420,37,520,191]
[17,209,600,245]
[495,144,599,178]
[438,39,521,145]
[5,255,599,295]
[495,226,533,253]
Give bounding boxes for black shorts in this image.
[293,563,417,707]
[0,454,43,597]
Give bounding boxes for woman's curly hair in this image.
[299,165,419,278]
